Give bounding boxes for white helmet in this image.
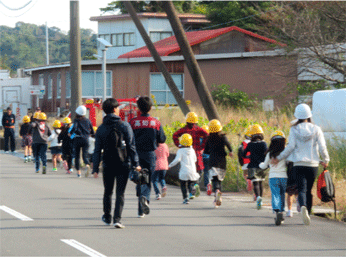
[294,104,312,120]
[76,105,87,116]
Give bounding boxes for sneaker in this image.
[85,164,90,178]
[66,170,71,174]
[191,187,196,195]
[69,168,73,173]
[215,190,222,206]
[189,193,195,200]
[301,206,311,225]
[156,194,161,200]
[114,222,125,229]
[194,184,200,197]
[213,200,219,209]
[5,151,9,154]
[162,187,167,197]
[275,212,284,226]
[42,166,46,174]
[52,168,57,172]
[138,214,145,218]
[102,215,112,226]
[256,196,262,210]
[35,170,40,173]
[140,196,150,215]
[286,210,293,217]
[247,179,253,191]
[183,198,190,204]
[207,183,212,196]
[77,173,81,178]
[24,157,28,163]
[28,156,32,162]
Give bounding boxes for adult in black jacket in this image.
[2,107,16,153]
[69,105,94,178]
[93,98,141,228]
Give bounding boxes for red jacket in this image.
[173,124,208,171]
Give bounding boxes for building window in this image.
[150,73,184,105]
[150,31,172,43]
[48,75,52,99]
[123,33,135,46]
[57,73,61,99]
[111,33,123,47]
[65,72,71,98]
[98,34,111,48]
[38,74,44,99]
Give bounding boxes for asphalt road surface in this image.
[1,153,345,256]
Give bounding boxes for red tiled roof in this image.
[118,26,286,59]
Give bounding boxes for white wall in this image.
[0,77,31,110]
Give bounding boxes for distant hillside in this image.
[0,22,97,72]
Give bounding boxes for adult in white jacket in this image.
[169,134,200,204]
[273,104,330,225]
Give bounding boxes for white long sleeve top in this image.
[168,146,200,181]
[276,123,330,167]
[48,129,61,147]
[259,153,287,179]
[88,137,95,154]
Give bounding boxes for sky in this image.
[0,0,117,33]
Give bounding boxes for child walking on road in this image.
[243,124,267,210]
[58,117,74,174]
[29,112,51,174]
[204,120,233,208]
[20,115,33,163]
[48,120,63,171]
[153,143,169,200]
[168,134,199,204]
[259,131,287,225]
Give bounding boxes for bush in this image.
[211,84,256,109]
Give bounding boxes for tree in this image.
[256,1,346,84]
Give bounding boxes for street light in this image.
[97,38,112,103]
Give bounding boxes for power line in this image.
[0,0,32,11]
[0,0,38,18]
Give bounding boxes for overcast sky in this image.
[0,0,117,33]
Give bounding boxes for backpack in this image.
[237,144,245,166]
[317,169,337,219]
[104,121,127,163]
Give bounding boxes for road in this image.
[1,153,345,256]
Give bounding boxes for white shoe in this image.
[138,214,145,218]
[114,222,125,229]
[156,194,161,200]
[286,210,293,217]
[301,206,311,225]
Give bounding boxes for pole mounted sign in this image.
[29,85,45,95]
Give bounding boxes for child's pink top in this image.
[155,143,169,171]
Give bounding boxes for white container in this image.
[312,89,346,132]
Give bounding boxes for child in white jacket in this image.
[48,120,63,171]
[259,130,287,226]
[169,134,199,204]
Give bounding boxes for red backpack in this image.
[317,169,336,218]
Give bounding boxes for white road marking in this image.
[61,239,107,257]
[0,205,33,221]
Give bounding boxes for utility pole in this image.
[124,1,190,115]
[45,22,49,65]
[70,0,82,119]
[161,1,220,120]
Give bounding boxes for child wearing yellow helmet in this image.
[48,120,63,172]
[204,120,233,208]
[201,125,212,195]
[242,124,267,210]
[168,134,200,204]
[238,125,253,193]
[259,130,287,225]
[58,118,74,174]
[20,115,33,163]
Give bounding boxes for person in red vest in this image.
[173,112,209,195]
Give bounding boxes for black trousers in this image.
[73,137,89,170]
[294,166,318,214]
[212,176,222,193]
[4,128,15,152]
[103,165,130,223]
[180,180,195,199]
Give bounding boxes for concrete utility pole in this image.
[161,1,220,120]
[45,22,49,65]
[124,1,190,115]
[70,0,82,119]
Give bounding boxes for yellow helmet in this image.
[245,125,252,137]
[186,112,198,123]
[249,124,263,135]
[33,112,40,119]
[63,117,72,124]
[53,120,62,128]
[209,119,222,133]
[179,133,193,147]
[23,115,30,123]
[271,130,285,139]
[93,126,98,133]
[201,125,209,133]
[38,112,47,121]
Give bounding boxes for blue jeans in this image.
[269,177,287,212]
[137,151,156,215]
[33,143,47,171]
[152,170,166,195]
[202,156,210,187]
